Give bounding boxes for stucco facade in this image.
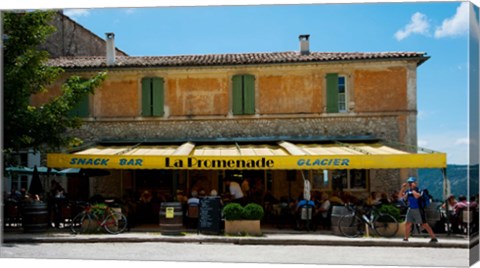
[35,59,418,144]
[32,37,428,209]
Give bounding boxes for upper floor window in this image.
[232,74,255,115]
[69,94,90,118]
[326,73,348,113]
[142,77,165,117]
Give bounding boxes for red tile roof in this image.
[47,51,429,69]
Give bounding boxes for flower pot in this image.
[396,221,406,237]
[224,220,261,236]
[367,222,402,237]
[83,218,102,233]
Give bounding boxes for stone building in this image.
[37,34,446,223]
[39,11,127,58]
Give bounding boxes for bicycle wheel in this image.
[71,212,91,234]
[338,214,363,238]
[104,212,128,234]
[373,213,398,238]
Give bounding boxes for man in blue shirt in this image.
[399,177,438,243]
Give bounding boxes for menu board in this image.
[198,197,222,234]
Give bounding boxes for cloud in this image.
[417,110,435,120]
[434,2,469,38]
[454,138,470,145]
[394,12,430,41]
[418,132,469,164]
[125,8,137,14]
[63,9,91,19]
[418,140,428,147]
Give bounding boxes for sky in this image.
[1,0,479,165]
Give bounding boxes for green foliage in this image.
[242,203,264,220]
[3,11,107,155]
[222,203,244,220]
[223,203,265,220]
[91,203,107,219]
[376,204,401,222]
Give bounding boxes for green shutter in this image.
[69,94,89,117]
[152,77,164,116]
[77,95,90,117]
[243,75,255,115]
[232,75,244,115]
[326,73,339,113]
[141,78,152,116]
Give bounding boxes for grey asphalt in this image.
[1,226,477,249]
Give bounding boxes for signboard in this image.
[47,153,447,170]
[198,197,222,234]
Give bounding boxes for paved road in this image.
[0,241,472,267]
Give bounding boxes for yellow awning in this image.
[47,142,446,170]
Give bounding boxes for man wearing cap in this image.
[399,177,438,243]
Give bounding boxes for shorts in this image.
[406,208,427,224]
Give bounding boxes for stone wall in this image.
[40,12,127,57]
[68,114,405,145]
[370,169,402,195]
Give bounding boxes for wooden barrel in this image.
[22,201,49,233]
[330,206,351,235]
[159,202,184,235]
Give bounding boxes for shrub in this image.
[91,203,108,218]
[242,203,264,220]
[376,204,402,222]
[222,203,244,220]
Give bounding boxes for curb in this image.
[2,233,476,249]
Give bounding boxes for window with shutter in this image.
[142,77,165,117]
[69,94,89,118]
[326,73,348,113]
[232,74,255,115]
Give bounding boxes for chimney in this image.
[105,32,116,65]
[299,34,310,55]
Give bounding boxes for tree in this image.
[3,11,106,157]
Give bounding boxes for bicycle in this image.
[338,203,398,238]
[71,202,128,234]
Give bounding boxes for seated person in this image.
[329,192,345,206]
[365,192,381,207]
[315,192,331,229]
[295,195,315,230]
[186,191,200,221]
[454,195,470,229]
[454,195,469,215]
[187,191,200,206]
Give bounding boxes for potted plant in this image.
[84,203,108,233]
[223,203,264,236]
[375,204,405,237]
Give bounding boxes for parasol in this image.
[28,166,44,196]
[6,166,33,174]
[58,168,110,177]
[5,166,58,175]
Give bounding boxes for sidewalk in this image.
[2,226,477,249]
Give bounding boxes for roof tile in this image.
[47,51,428,69]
